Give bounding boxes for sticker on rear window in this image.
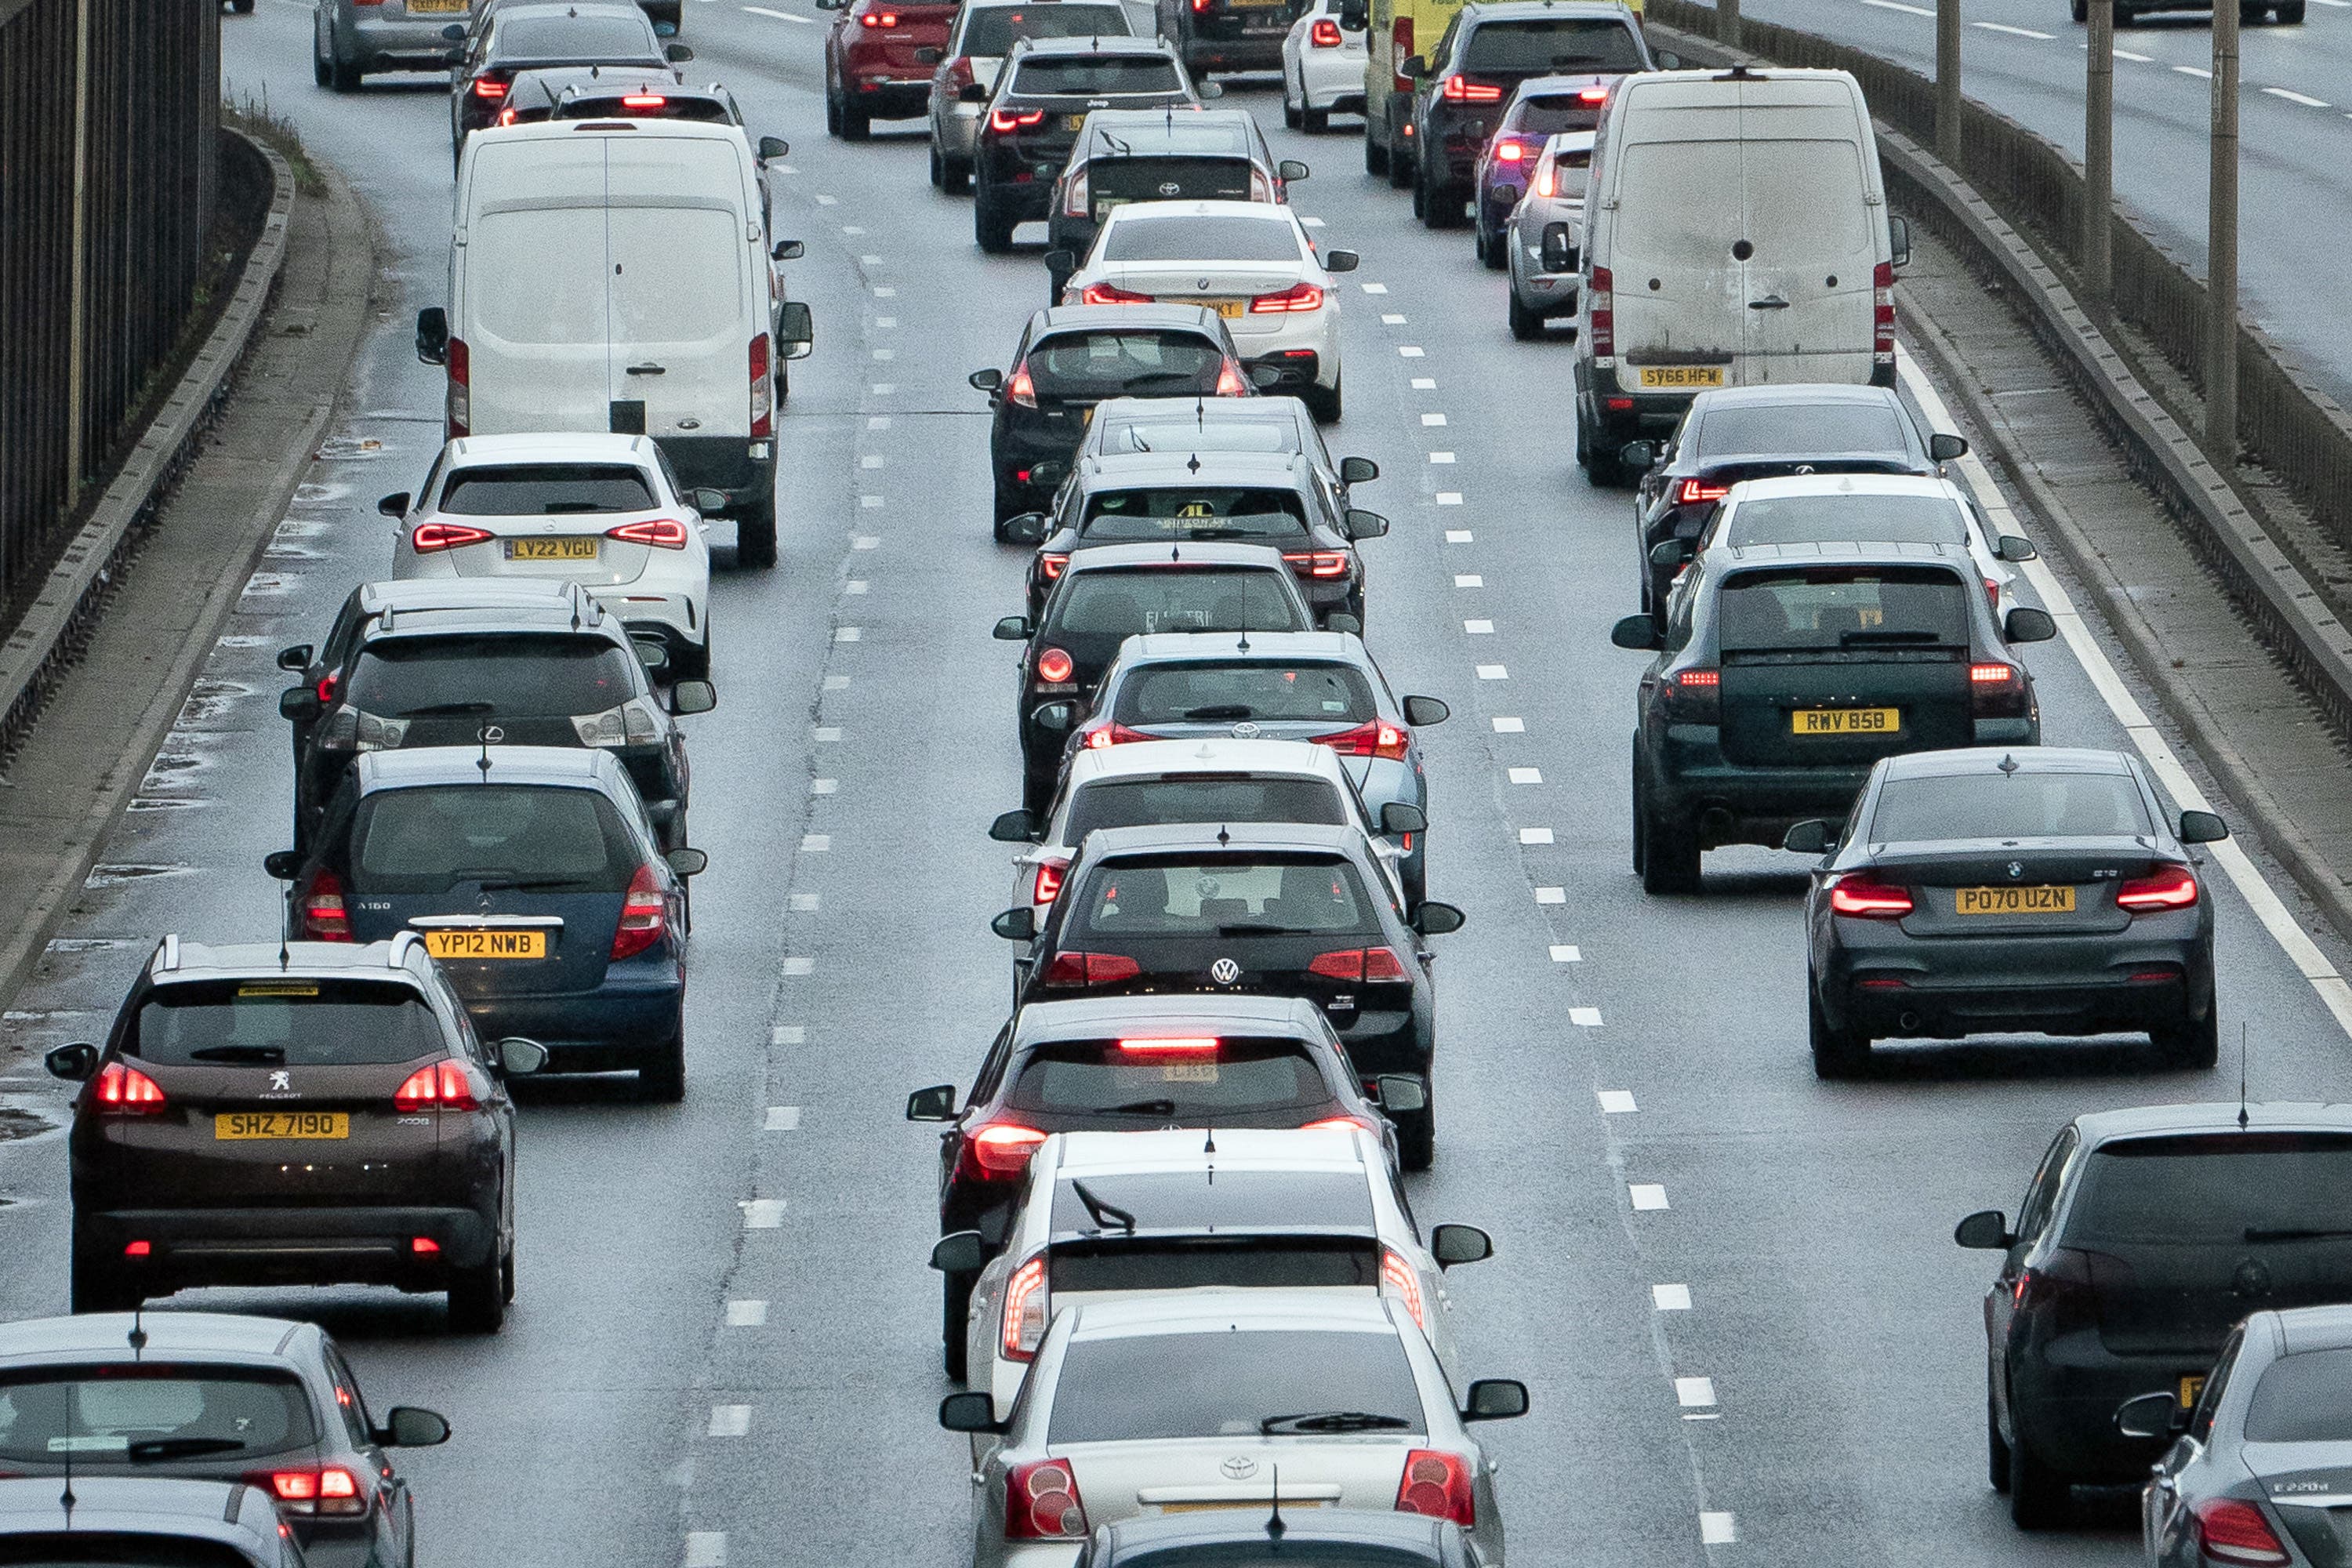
[1162,1063,1218,1082]
[236,982,320,998]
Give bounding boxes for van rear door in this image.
[1733,100,1876,385]
[604,136,753,442]
[1606,131,1743,390]
[460,138,612,437]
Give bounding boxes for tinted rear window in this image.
[0,1367,317,1465]
[0,1536,262,1568]
[1697,405,1911,460]
[559,94,733,122]
[1011,56,1182,94]
[1722,494,1968,550]
[1107,420,1296,456]
[1070,855,1374,935]
[495,16,659,59]
[2244,1348,2352,1443]
[1460,18,1644,71]
[1052,1236,1381,1293]
[1029,332,1225,397]
[1120,1549,1434,1568]
[963,3,1130,53]
[1047,568,1305,637]
[1064,776,1349,840]
[130,979,446,1068]
[1091,124,1250,157]
[348,785,637,895]
[1508,95,1600,134]
[1081,488,1308,541]
[1102,216,1299,262]
[1112,662,1374,724]
[345,635,639,719]
[1050,1170,1374,1230]
[1048,1329,1421,1442]
[439,463,656,516]
[1715,567,1970,652]
[1007,1038,1333,1117]
[2064,1134,2352,1247]
[1867,773,2152,842]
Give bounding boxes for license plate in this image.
[407,0,467,11]
[1200,299,1247,318]
[216,1112,350,1141]
[1791,706,1899,735]
[1955,885,2077,916]
[1635,365,1726,390]
[421,928,546,960]
[2180,1374,2206,1407]
[506,537,597,561]
[1065,113,1088,131]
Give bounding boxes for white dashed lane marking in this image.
[789,893,819,911]
[781,956,815,976]
[800,835,830,853]
[1478,665,1508,680]
[1507,765,1541,782]
[764,1105,803,1131]
[835,626,862,643]
[1436,492,1463,505]
[814,194,838,205]
[742,2,811,19]
[1421,412,1447,425]
[1520,827,1553,844]
[1700,1514,1737,1546]
[1972,20,2053,36]
[1596,1090,1635,1113]
[1534,887,1565,904]
[1410,377,1436,389]
[859,495,884,508]
[1429,452,1456,463]
[2263,87,2332,108]
[739,1200,786,1229]
[1491,716,1524,733]
[1463,619,1493,633]
[1382,314,1408,325]
[1398,346,1425,358]
[1653,1283,1693,1310]
[1675,1377,1718,1409]
[771,1025,806,1046]
[1454,574,1483,587]
[1360,281,1388,293]
[708,1405,752,1438]
[685,1532,728,1568]
[1445,528,1473,543]
[1549,944,1581,962]
[1570,1007,1603,1026]
[725,1300,768,1327]
[1628,1184,1669,1210]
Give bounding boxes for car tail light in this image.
[1192,0,1209,10]
[750,333,773,438]
[620,93,667,109]
[1675,478,1730,506]
[1080,281,1152,306]
[1250,166,1276,202]
[2190,1499,2288,1566]
[1439,75,1502,102]
[964,1122,1048,1180]
[611,862,669,960]
[1079,720,1150,750]
[1380,1247,1425,1329]
[1394,1450,1473,1526]
[1662,666,1718,724]
[1000,1255,1049,1362]
[1311,16,1341,45]
[945,56,975,92]
[1033,646,1075,684]
[1116,1036,1221,1054]
[262,1468,367,1518]
[1312,718,1410,760]
[1969,659,2029,719]
[125,1240,153,1256]
[1588,266,1613,359]
[1307,946,1411,982]
[2117,865,2199,913]
[1390,17,1412,90]
[606,517,690,548]
[1216,358,1248,397]
[1063,165,1090,217]
[1828,877,1913,919]
[1301,1114,1379,1135]
[860,8,902,22]
[1039,950,1143,987]
[445,337,470,439]
[1535,163,1555,198]
[1577,85,1608,103]
[1038,554,1069,583]
[1007,361,1037,408]
[1283,550,1350,579]
[411,521,493,554]
[299,867,354,942]
[1032,858,1069,905]
[314,671,339,706]
[572,700,659,748]
[1250,281,1323,314]
[394,1059,483,1114]
[989,107,1046,132]
[412,1236,441,1254]
[1983,577,2002,614]
[1874,260,1896,365]
[471,74,508,100]
[1006,1458,1088,1540]
[94,1062,166,1116]
[1492,139,1526,162]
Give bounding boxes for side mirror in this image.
[670,680,717,716]
[1325,613,1362,636]
[958,80,989,102]
[1379,801,1427,835]
[263,850,304,881]
[2179,809,2230,844]
[1412,901,1465,936]
[375,1407,452,1448]
[2114,1392,2187,1440]
[493,1038,549,1076]
[1401,695,1448,727]
[1031,701,1075,734]
[441,46,466,66]
[907,1083,958,1122]
[441,21,466,38]
[1953,1209,2013,1250]
[989,808,1040,843]
[970,367,1005,394]
[1042,249,1076,277]
[1648,539,1692,569]
[1429,1222,1492,1269]
[914,45,942,63]
[45,1043,99,1083]
[1004,512,1049,546]
[1929,431,1969,462]
[666,847,710,878]
[415,307,448,366]
[940,1392,1008,1434]
[1657,49,1682,68]
[1462,1379,1530,1422]
[993,615,1033,641]
[654,17,679,33]
[1889,213,1913,270]
[779,301,815,360]
[1247,364,1285,390]
[930,1230,987,1274]
[1619,441,1656,474]
[1781,819,1833,856]
[1277,159,1309,181]
[692,487,731,514]
[1995,534,2037,563]
[1322,249,1359,273]
[276,644,314,673]
[376,492,412,521]
[992,906,1038,942]
[1343,508,1388,540]
[1374,1074,1426,1115]
[665,42,695,61]
[2003,606,2057,644]
[633,638,671,673]
[1198,81,1224,100]
[758,135,790,161]
[1339,456,1378,485]
[1610,614,1662,651]
[1400,53,1426,77]
[1541,221,1574,276]
[771,238,807,263]
[278,688,320,722]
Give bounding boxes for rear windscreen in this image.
[1006,1038,1332,1116]
[1867,774,2151,843]
[1108,420,1295,456]
[1093,155,1255,202]
[1715,568,1969,652]
[0,1537,262,1568]
[1112,662,1374,724]
[1051,1236,1381,1293]
[129,980,446,1068]
[1029,332,1225,398]
[348,785,637,895]
[1011,56,1182,95]
[559,94,734,122]
[1071,856,1374,935]
[1048,1329,1422,1443]
[1508,95,1601,135]
[1721,494,1968,549]
[440,463,656,516]
[1050,1170,1373,1230]
[962,2,1131,53]
[1047,569,1305,637]
[0,1366,317,1465]
[2244,1348,2352,1443]
[1697,404,1911,459]
[496,16,659,60]
[1103,216,1298,263]
[1092,123,1251,158]
[345,635,639,719]
[1080,488,1308,541]
[1064,776,1349,840]
[2064,1134,2352,1247]
[1461,18,1644,72]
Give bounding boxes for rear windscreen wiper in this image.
[1071,1178,1138,1234]
[128,1437,249,1462]
[1837,630,1943,645]
[1102,1098,1178,1116]
[541,501,603,514]
[1181,704,1254,720]
[2245,1227,2352,1243]
[187,1046,285,1064]
[398,701,496,717]
[1260,1410,1414,1435]
[1216,923,1316,936]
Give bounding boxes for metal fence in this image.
[0,0,222,623]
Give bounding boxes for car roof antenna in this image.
[1203,1125,1215,1160]
[2238,1022,2250,1131]
[1997,753,2019,776]
[1186,452,1201,474]
[477,728,495,782]
[1265,1465,1284,1540]
[279,927,291,973]
[127,1305,147,1359]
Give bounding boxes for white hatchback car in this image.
[942,1126,1493,1421]
[1057,201,1356,423]
[383,433,719,678]
[941,1291,1524,1568]
[1281,0,1367,134]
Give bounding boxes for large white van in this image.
[417,118,813,568]
[1572,65,1910,486]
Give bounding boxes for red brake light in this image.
[264,1468,366,1518]
[1970,662,2016,684]
[1250,281,1324,314]
[1493,140,1525,162]
[94,1062,166,1116]
[1829,877,1914,919]
[1969,659,2029,718]
[1311,16,1341,44]
[1589,266,1613,358]
[1215,358,1248,397]
[1395,1450,1473,1526]
[1032,858,1069,905]
[445,336,469,439]
[1439,76,1502,102]
[1390,17,1412,90]
[1307,946,1410,982]
[1675,478,1730,506]
[605,517,691,548]
[1676,669,1719,687]
[2116,865,2199,912]
[989,107,1047,132]
[1034,647,1076,684]
[1039,554,1069,582]
[411,521,493,554]
[1080,281,1153,306]
[1312,719,1409,761]
[750,332,772,438]
[1116,1036,1220,1054]
[1283,550,1351,579]
[1578,85,1609,103]
[394,1059,482,1115]
[1381,1247,1425,1330]
[125,1240,153,1256]
[1006,1458,1089,1539]
[1874,260,1896,363]
[1001,1256,1048,1362]
[300,867,354,942]
[1079,720,1149,750]
[1039,950,1142,987]
[411,1236,440,1254]
[611,862,668,960]
[1661,665,1718,723]
[314,671,339,706]
[1984,577,2002,614]
[967,1122,1048,1178]
[471,76,507,100]
[1007,361,1037,408]
[620,93,666,108]
[2190,1499,2288,1566]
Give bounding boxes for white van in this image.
[1572,65,1910,486]
[417,118,813,568]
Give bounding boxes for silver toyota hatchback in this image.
[314,0,479,92]
[1504,131,1593,341]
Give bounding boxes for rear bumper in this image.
[1297,53,1364,110]
[978,143,1075,216]
[336,16,462,70]
[2008,1332,2184,1482]
[1822,917,2212,1037]
[844,74,933,115]
[1045,213,1100,260]
[453,971,685,1069]
[656,435,775,518]
[1650,720,2039,848]
[1334,1004,1428,1076]
[1181,32,1288,71]
[81,1203,499,1286]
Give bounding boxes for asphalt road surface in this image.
[1,5,2350,1565]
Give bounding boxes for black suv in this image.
[1610,539,2053,893]
[1154,0,1302,81]
[277,582,713,853]
[972,36,1201,252]
[1047,108,1302,262]
[448,0,688,170]
[1397,0,1650,226]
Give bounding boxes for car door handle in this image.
[1748,296,1790,310]
[626,362,667,376]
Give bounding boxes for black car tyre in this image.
[1365,130,1388,174]
[1508,290,1540,342]
[942,153,972,191]
[2278,0,2304,17]
[1479,224,1506,270]
[231,0,255,10]
[826,77,844,135]
[1808,986,1871,1078]
[1285,96,1303,129]
[448,1256,506,1334]
[1306,376,1342,423]
[928,143,945,187]
[639,1029,688,1102]
[1387,136,1412,189]
[942,1269,976,1380]
[2156,1003,2220,1069]
[1304,105,1330,134]
[1987,1396,2012,1493]
[1410,165,1427,220]
[1395,1091,1436,1172]
[735,497,778,569]
[842,103,872,140]
[332,56,361,92]
[71,1239,139,1315]
[313,36,332,86]
[2070,0,2085,17]
[1584,419,1626,486]
[2007,1436,2071,1530]
[975,187,1016,253]
[1635,774,1700,895]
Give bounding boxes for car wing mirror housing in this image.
[691,486,731,513]
[492,1037,549,1076]
[1197,81,1224,100]
[1541,220,1576,276]
[1278,159,1309,181]
[1649,538,1693,568]
[377,1407,452,1448]
[670,680,718,716]
[1412,901,1465,937]
[45,1043,98,1083]
[1374,1074,1426,1115]
[1324,612,1361,635]
[2004,606,2057,644]
[907,1083,958,1122]
[1619,441,1656,474]
[1402,694,1448,727]
[1953,1209,2013,1250]
[276,644,314,673]
[771,238,806,263]
[2114,1391,2184,1440]
[2179,809,2229,844]
[930,1230,987,1274]
[940,1392,1008,1434]
[1781,818,1833,855]
[1345,508,1388,540]
[993,614,1033,641]
[666,847,710,878]
[1339,456,1378,485]
[778,300,815,360]
[1930,431,1969,462]
[666,41,694,61]
[278,688,321,723]
[1610,614,1662,651]
[1462,1378,1529,1422]
[1003,512,1049,546]
[376,492,411,521]
[1380,801,1427,836]
[1323,249,1359,273]
[970,366,1005,394]
[1032,700,1075,734]
[415,307,448,366]
[992,906,1038,942]
[989,808,1040,843]
[1246,363,1284,389]
[263,850,304,881]
[1889,213,1913,270]
[1429,1222,1493,1269]
[958,80,989,102]
[914,45,942,63]
[1995,534,2037,562]
[759,135,790,161]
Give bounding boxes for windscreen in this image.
[1006,1038,1333,1117]
[1102,216,1299,263]
[470,209,608,345]
[1080,488,1309,541]
[440,463,656,515]
[1108,420,1296,456]
[344,635,640,718]
[1112,662,1374,724]
[1721,494,1968,549]
[1509,94,1602,135]
[1697,403,1911,459]
[1715,567,1969,652]
[1867,773,2152,842]
[2244,1348,2352,1443]
[1029,332,1225,399]
[1049,1170,1374,1230]
[1461,18,1644,72]
[495,16,659,60]
[2063,1134,2352,1247]
[1048,1329,1423,1442]
[963,3,1131,53]
[1063,776,1350,840]
[347,785,637,894]
[1047,569,1307,637]
[1052,1236,1381,1293]
[1070,855,1374,935]
[0,1366,317,1465]
[1011,56,1183,95]
[129,979,448,1068]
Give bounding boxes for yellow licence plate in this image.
[1636,365,1726,390]
[1791,706,1900,735]
[407,0,467,12]
[506,537,597,561]
[422,928,547,960]
[1202,299,1247,318]
[1065,114,1088,131]
[1955,885,2077,915]
[2180,1374,2206,1407]
[216,1112,350,1141]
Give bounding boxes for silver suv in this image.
[314,0,480,92]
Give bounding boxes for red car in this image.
[818,0,957,139]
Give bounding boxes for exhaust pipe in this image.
[1899,1011,1922,1033]
[1697,805,1735,845]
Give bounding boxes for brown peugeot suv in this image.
[46,935,546,1332]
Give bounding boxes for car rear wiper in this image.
[1836,630,1942,645]
[1216,923,1316,936]
[2245,1227,2352,1243]
[540,501,604,514]
[187,1046,285,1064]
[1259,1410,1414,1435]
[1071,1178,1138,1234]
[127,1437,249,1462]
[398,701,497,716]
[1123,371,1211,392]
[1181,704,1255,720]
[1102,1098,1178,1116]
